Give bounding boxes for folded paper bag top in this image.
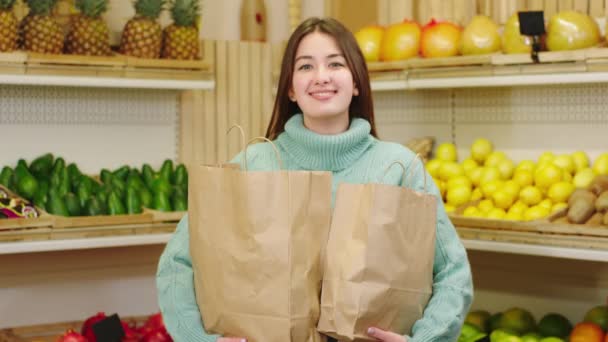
[189,133,332,342]
[317,156,437,341]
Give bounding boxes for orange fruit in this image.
[355,25,385,62]
[570,322,604,342]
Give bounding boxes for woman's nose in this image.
[314,67,331,84]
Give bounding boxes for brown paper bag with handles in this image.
[317,156,437,341]
[189,135,332,342]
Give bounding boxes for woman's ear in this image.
[353,86,359,96]
[288,88,296,102]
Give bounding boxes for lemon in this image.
[434,178,446,198]
[552,202,568,213]
[461,158,478,173]
[471,187,483,201]
[519,186,543,206]
[444,204,456,213]
[485,151,507,168]
[478,199,494,213]
[516,160,536,173]
[438,162,465,181]
[534,164,563,190]
[493,190,515,210]
[513,170,534,188]
[573,168,596,188]
[471,138,493,164]
[497,158,516,180]
[487,207,507,219]
[524,206,549,220]
[505,210,523,221]
[539,199,553,211]
[547,181,575,203]
[592,152,608,175]
[447,185,472,207]
[510,200,529,214]
[503,180,521,198]
[480,167,502,185]
[436,142,458,162]
[552,154,575,175]
[571,151,590,172]
[463,206,484,218]
[562,170,572,182]
[538,151,556,164]
[447,175,472,190]
[468,167,484,187]
[425,159,442,178]
[481,179,503,199]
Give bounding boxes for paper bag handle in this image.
[243,137,284,170]
[223,125,247,168]
[381,154,428,191]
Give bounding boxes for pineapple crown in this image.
[25,0,58,15]
[134,0,166,20]
[0,0,16,10]
[169,0,199,27]
[75,0,108,18]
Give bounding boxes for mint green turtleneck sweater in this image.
[156,114,473,342]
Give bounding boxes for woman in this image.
[157,17,473,342]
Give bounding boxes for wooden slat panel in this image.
[378,0,390,25]
[504,0,518,23]
[215,40,229,163]
[262,43,274,137]
[589,0,604,17]
[558,0,574,11]
[478,0,493,18]
[429,0,442,20]
[227,40,240,158]
[574,0,589,13]
[526,0,544,10]
[545,0,559,20]
[192,91,205,164]
[239,41,252,146]
[516,0,527,10]
[203,40,217,165]
[453,0,467,26]
[443,0,455,23]
[179,91,194,165]
[251,42,263,137]
[388,0,414,23]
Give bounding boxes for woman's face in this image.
[289,31,358,128]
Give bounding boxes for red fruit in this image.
[141,327,173,342]
[420,18,462,58]
[570,322,604,342]
[57,329,87,342]
[81,312,107,342]
[144,312,165,330]
[121,321,141,342]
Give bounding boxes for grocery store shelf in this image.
[370,79,408,91]
[0,74,215,90]
[462,238,608,262]
[0,233,172,255]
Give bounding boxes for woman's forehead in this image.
[295,32,342,57]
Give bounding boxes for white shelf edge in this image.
[371,79,408,91]
[0,74,215,90]
[0,233,172,255]
[462,238,608,262]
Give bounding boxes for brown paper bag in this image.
[317,158,437,341]
[189,138,332,342]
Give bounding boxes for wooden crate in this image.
[144,208,186,223]
[51,212,154,229]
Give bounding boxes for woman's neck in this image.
[302,113,350,135]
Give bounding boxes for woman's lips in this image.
[309,90,337,101]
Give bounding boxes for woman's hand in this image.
[367,327,407,342]
[218,338,247,342]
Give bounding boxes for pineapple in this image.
[0,0,18,52]
[21,0,64,54]
[162,0,200,60]
[65,0,111,56]
[120,0,165,58]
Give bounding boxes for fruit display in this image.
[65,0,112,56]
[420,19,462,58]
[354,25,384,62]
[426,138,607,223]
[502,13,534,54]
[0,154,188,218]
[0,0,18,52]
[380,20,421,61]
[120,0,165,59]
[460,15,501,56]
[460,303,608,342]
[562,175,608,225]
[0,185,39,219]
[546,11,600,52]
[161,0,201,60]
[20,0,64,54]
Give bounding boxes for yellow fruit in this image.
[493,190,515,210]
[552,202,568,213]
[436,142,458,162]
[547,181,575,203]
[516,160,536,173]
[497,159,515,180]
[513,170,534,188]
[481,179,503,199]
[485,151,507,168]
[546,11,600,51]
[471,187,483,201]
[539,198,553,210]
[510,200,529,214]
[502,180,522,198]
[444,204,456,213]
[592,153,608,175]
[355,25,385,62]
[524,206,550,221]
[562,170,572,182]
[470,138,493,164]
[487,207,507,219]
[420,19,462,58]
[426,159,443,178]
[447,185,472,207]
[553,154,575,175]
[538,152,556,164]
[469,167,484,187]
[519,185,543,206]
[460,15,501,55]
[535,164,563,190]
[462,158,478,173]
[447,176,472,190]
[480,167,502,185]
[478,199,494,213]
[505,210,523,221]
[438,162,465,181]
[380,20,421,61]
[573,168,596,188]
[463,206,484,218]
[434,178,446,198]
[571,151,590,172]
[502,13,533,54]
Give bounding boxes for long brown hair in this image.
[265,17,377,140]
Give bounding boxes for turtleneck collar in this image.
[275,114,375,171]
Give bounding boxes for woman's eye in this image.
[329,62,344,68]
[298,64,312,71]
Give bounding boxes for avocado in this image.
[171,187,187,211]
[110,177,126,199]
[112,165,130,181]
[125,187,142,214]
[17,159,28,171]
[46,193,69,216]
[100,169,112,185]
[51,168,70,198]
[64,192,81,216]
[14,164,38,200]
[51,157,65,176]
[139,187,153,208]
[159,159,174,182]
[173,163,188,186]
[76,177,93,208]
[152,177,172,196]
[107,191,126,216]
[67,163,82,189]
[84,196,105,216]
[126,170,145,190]
[0,166,14,189]
[141,164,155,189]
[153,191,172,212]
[29,153,54,178]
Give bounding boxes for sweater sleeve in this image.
[156,215,220,342]
[406,169,474,342]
